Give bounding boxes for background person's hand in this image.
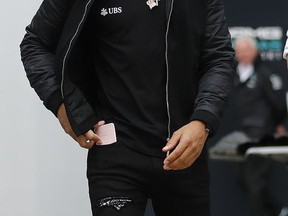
[162,120,209,170]
[57,103,105,149]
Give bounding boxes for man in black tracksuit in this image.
[20,0,236,215]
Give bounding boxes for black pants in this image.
[87,141,210,216]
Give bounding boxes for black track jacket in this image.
[20,0,236,147]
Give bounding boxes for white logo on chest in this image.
[101,7,122,16]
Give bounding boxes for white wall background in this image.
[0,1,92,215]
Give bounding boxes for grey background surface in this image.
[1,1,91,215]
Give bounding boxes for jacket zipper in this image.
[165,0,175,142]
[61,0,93,98]
[61,0,174,143]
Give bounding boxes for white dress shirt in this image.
[237,64,254,83]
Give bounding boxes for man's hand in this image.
[162,120,209,170]
[57,103,105,149]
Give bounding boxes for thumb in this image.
[162,131,181,152]
[93,120,105,130]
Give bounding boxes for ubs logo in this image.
[101,7,122,16]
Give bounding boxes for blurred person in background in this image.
[233,37,286,140]
[210,37,287,155]
[210,36,287,216]
[233,37,287,216]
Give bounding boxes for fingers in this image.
[77,134,95,149]
[78,120,105,149]
[162,130,183,170]
[164,141,202,170]
[163,136,190,170]
[93,120,105,129]
[78,129,102,149]
[80,120,106,149]
[162,130,181,153]
[57,105,105,149]
[162,122,208,170]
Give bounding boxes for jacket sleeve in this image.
[190,0,236,135]
[20,0,75,116]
